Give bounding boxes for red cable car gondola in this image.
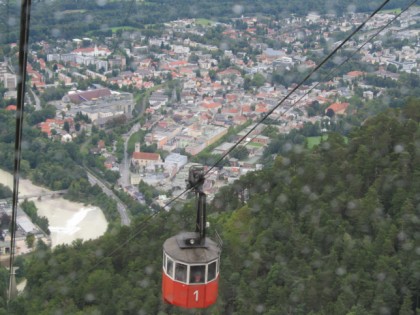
[162,166,221,308]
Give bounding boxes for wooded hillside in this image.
[2,98,420,314]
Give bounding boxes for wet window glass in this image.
[3,1,419,313]
[175,263,187,282]
[207,261,217,282]
[162,252,165,269]
[166,257,173,277]
[190,265,205,283]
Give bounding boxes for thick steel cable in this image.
[204,0,392,175]
[8,0,32,304]
[243,0,418,147]
[63,0,397,285]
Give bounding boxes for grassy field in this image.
[110,26,141,33]
[246,142,264,148]
[127,130,147,154]
[195,18,213,26]
[62,10,87,15]
[380,8,402,14]
[307,135,349,149]
[306,135,328,149]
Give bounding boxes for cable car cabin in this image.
[162,166,221,309]
[162,232,220,308]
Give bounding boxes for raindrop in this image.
[59,285,69,295]
[220,42,229,51]
[301,185,311,194]
[397,231,406,241]
[54,12,63,21]
[252,251,261,260]
[189,6,198,15]
[51,28,61,38]
[312,260,322,269]
[321,141,331,150]
[402,242,413,251]
[251,203,261,213]
[96,0,107,6]
[347,4,356,13]
[379,306,391,315]
[317,171,325,180]
[85,15,93,24]
[301,246,311,255]
[347,201,356,210]
[8,17,16,27]
[297,64,306,73]
[282,157,290,166]
[309,193,318,201]
[293,144,303,154]
[85,293,95,302]
[394,144,404,153]
[277,193,288,204]
[332,55,344,65]
[376,272,386,281]
[336,267,346,276]
[232,4,244,15]
[145,265,154,275]
[255,304,265,313]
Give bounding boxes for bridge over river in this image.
[0,190,68,202]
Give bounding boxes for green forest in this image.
[0,0,410,43]
[1,98,418,314]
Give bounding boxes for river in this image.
[0,169,108,248]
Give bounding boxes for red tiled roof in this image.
[5,105,17,111]
[201,102,222,109]
[241,105,251,112]
[326,102,349,114]
[256,103,269,113]
[132,152,160,161]
[67,88,112,104]
[347,71,364,77]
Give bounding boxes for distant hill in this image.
[1,0,409,43]
[3,98,419,314]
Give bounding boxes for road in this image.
[29,88,41,111]
[86,170,131,226]
[119,123,140,188]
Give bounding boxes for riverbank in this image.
[0,169,108,248]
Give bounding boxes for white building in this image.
[164,153,188,172]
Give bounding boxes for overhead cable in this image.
[66,0,400,284]
[8,0,32,304]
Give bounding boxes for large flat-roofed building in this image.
[68,92,133,125]
[4,73,17,90]
[164,153,188,172]
[64,88,112,104]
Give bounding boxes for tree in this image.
[25,233,35,248]
[251,73,265,88]
[326,108,335,118]
[230,146,249,160]
[386,63,398,73]
[63,121,70,133]
[208,69,217,82]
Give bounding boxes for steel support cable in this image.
[65,0,396,285]
[8,0,32,304]
[204,0,392,176]
[238,0,418,148]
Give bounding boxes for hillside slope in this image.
[3,98,420,314]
